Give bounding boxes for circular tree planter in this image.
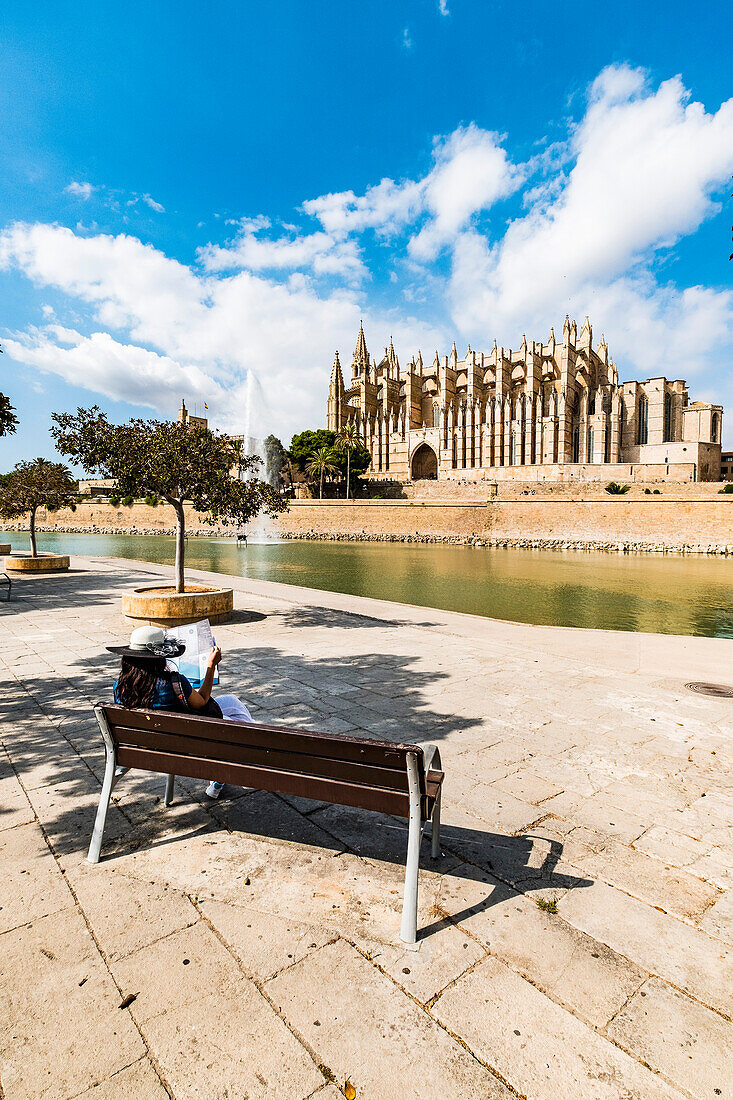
[4,553,70,573]
[121,584,234,627]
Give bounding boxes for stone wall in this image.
[3,493,733,553]
[276,497,733,553]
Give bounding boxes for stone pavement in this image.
[1,556,732,1100]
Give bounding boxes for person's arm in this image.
[187,646,222,709]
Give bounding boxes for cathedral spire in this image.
[352,321,370,378]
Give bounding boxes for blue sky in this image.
[1,0,732,466]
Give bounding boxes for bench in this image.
[88,704,444,943]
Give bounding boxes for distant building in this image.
[721,452,733,481]
[327,319,723,482]
[177,398,208,430]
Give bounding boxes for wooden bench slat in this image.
[105,705,418,770]
[116,746,415,817]
[113,725,413,792]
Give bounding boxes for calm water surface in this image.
[6,531,733,638]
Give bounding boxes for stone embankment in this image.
[282,529,733,554]
[0,522,233,538]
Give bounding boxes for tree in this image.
[0,393,19,437]
[263,434,289,488]
[290,428,371,482]
[334,421,363,500]
[51,406,287,593]
[306,445,339,500]
[0,459,77,557]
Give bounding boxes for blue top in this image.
[113,670,193,711]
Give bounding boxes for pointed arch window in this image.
[663,392,673,442]
[588,427,595,463]
[432,404,441,428]
[637,394,648,446]
[510,430,518,465]
[572,421,580,463]
[712,412,721,443]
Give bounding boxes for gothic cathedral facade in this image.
[327,320,722,482]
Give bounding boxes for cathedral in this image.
[327,319,723,482]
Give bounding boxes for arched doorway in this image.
[411,443,438,480]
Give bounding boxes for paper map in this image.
[167,619,219,688]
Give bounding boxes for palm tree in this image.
[306,445,339,500]
[335,421,362,499]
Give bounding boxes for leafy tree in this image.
[334,421,364,500]
[0,458,77,557]
[604,481,631,495]
[306,445,339,500]
[0,393,19,437]
[290,428,371,481]
[263,434,289,488]
[51,406,286,592]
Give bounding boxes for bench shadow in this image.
[1,569,591,942]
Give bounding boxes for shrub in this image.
[719,483,733,494]
[605,481,631,495]
[109,495,120,508]
[121,494,135,507]
[144,494,159,507]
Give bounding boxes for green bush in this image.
[121,494,135,507]
[144,494,159,507]
[719,483,733,494]
[605,481,630,495]
[109,495,120,508]
[654,488,661,494]
[644,487,651,494]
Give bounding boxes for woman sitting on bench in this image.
[107,626,253,799]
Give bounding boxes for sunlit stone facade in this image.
[327,319,722,482]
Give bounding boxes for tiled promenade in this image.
[1,556,732,1099]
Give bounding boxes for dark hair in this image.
[116,654,167,709]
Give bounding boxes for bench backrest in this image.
[97,704,429,818]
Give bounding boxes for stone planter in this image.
[0,544,11,555]
[4,553,70,573]
[121,584,234,627]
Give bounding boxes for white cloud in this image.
[402,27,413,51]
[65,181,94,200]
[3,64,733,445]
[438,0,449,15]
[303,124,521,259]
[198,223,366,280]
[0,222,444,438]
[142,193,165,213]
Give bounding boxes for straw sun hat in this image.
[106,625,186,659]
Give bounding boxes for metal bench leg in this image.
[400,753,422,944]
[431,785,442,859]
[88,743,116,864]
[164,774,175,806]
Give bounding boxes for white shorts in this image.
[216,694,254,723]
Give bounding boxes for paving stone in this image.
[559,879,733,1016]
[355,918,487,1005]
[0,773,34,832]
[111,920,245,1023]
[698,888,733,943]
[492,770,564,805]
[580,837,720,921]
[68,864,199,961]
[606,978,733,1100]
[0,821,74,934]
[72,1058,169,1099]
[200,898,334,981]
[542,790,649,844]
[0,907,144,1100]
[433,955,683,1100]
[633,824,710,868]
[266,938,512,1098]
[437,863,645,1027]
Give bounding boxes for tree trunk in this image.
[346,449,351,500]
[319,470,324,499]
[29,507,37,557]
[173,499,185,593]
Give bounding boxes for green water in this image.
[5,531,733,637]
